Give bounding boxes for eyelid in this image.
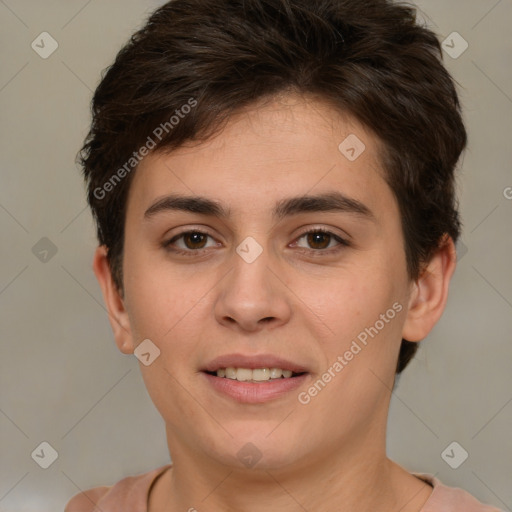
[162,226,350,256]
[163,227,219,252]
[292,227,349,251]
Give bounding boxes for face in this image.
[106,93,418,471]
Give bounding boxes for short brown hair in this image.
[79,0,467,373]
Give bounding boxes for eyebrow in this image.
[143,191,375,222]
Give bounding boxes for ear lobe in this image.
[401,235,457,343]
[92,245,135,355]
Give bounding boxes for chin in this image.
[208,426,305,471]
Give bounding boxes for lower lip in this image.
[202,372,309,404]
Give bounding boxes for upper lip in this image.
[202,353,309,373]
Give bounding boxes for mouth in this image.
[201,354,310,403]
[204,367,307,382]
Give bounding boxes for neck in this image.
[150,427,432,512]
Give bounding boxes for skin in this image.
[93,92,457,511]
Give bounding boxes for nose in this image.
[214,242,292,333]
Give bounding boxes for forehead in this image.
[127,93,394,222]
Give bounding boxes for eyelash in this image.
[162,228,349,257]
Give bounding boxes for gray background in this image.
[1,0,511,510]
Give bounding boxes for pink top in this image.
[65,464,503,511]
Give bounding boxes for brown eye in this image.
[306,231,331,250]
[163,230,216,255]
[181,232,208,250]
[163,227,348,257]
[294,229,348,252]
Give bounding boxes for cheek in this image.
[309,269,406,371]
[310,270,392,329]
[122,252,211,425]
[122,244,204,340]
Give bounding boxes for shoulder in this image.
[64,465,172,512]
[64,485,111,512]
[415,474,504,512]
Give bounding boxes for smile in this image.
[207,367,305,381]
[202,370,309,403]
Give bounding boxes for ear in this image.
[402,235,457,342]
[92,245,135,354]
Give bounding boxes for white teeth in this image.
[225,367,237,379]
[236,368,252,381]
[252,368,270,381]
[215,367,298,381]
[269,368,282,379]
